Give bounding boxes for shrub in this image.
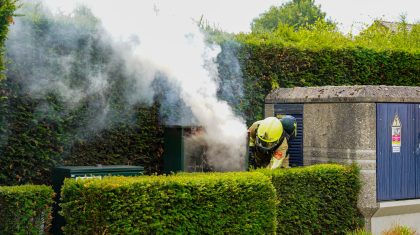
[382,225,416,235]
[257,164,364,234]
[60,172,277,234]
[0,184,54,234]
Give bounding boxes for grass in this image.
[347,225,416,235]
[382,225,416,235]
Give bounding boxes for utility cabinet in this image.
[51,165,144,235]
[265,85,420,234]
[163,126,212,173]
[163,126,248,173]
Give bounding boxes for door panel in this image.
[377,103,416,201]
[416,104,420,197]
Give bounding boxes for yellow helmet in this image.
[256,117,284,151]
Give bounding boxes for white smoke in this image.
[130,11,247,170]
[12,0,248,171]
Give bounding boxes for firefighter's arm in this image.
[248,121,261,147]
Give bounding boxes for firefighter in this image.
[248,116,297,169]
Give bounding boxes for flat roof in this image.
[266,86,420,103]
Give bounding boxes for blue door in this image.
[377,103,418,201]
[416,104,420,197]
[274,104,304,167]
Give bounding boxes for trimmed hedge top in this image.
[64,171,272,187]
[60,172,277,234]
[258,162,352,175]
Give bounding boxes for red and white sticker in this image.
[274,151,283,160]
[392,114,401,153]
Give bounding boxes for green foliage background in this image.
[251,0,332,32]
[0,4,164,185]
[0,0,15,80]
[60,172,277,234]
[0,2,418,186]
[234,21,420,124]
[257,164,363,234]
[0,184,54,235]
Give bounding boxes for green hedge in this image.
[59,165,362,234]
[0,0,18,183]
[231,40,420,124]
[257,164,363,234]
[229,22,420,124]
[0,184,54,234]
[60,172,277,234]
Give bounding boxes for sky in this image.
[41,0,419,36]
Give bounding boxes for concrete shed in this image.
[265,85,420,234]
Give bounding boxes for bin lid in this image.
[53,165,144,174]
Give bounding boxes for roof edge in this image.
[265,85,420,103]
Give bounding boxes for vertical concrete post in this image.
[265,103,274,117]
[303,103,379,224]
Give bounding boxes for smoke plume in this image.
[7,0,247,171]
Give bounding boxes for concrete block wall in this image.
[302,103,378,230]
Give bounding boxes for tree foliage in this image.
[251,0,333,32]
[241,20,420,52]
[355,21,420,52]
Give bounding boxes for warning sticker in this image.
[273,151,283,160]
[392,114,401,153]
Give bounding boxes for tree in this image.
[251,0,333,32]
